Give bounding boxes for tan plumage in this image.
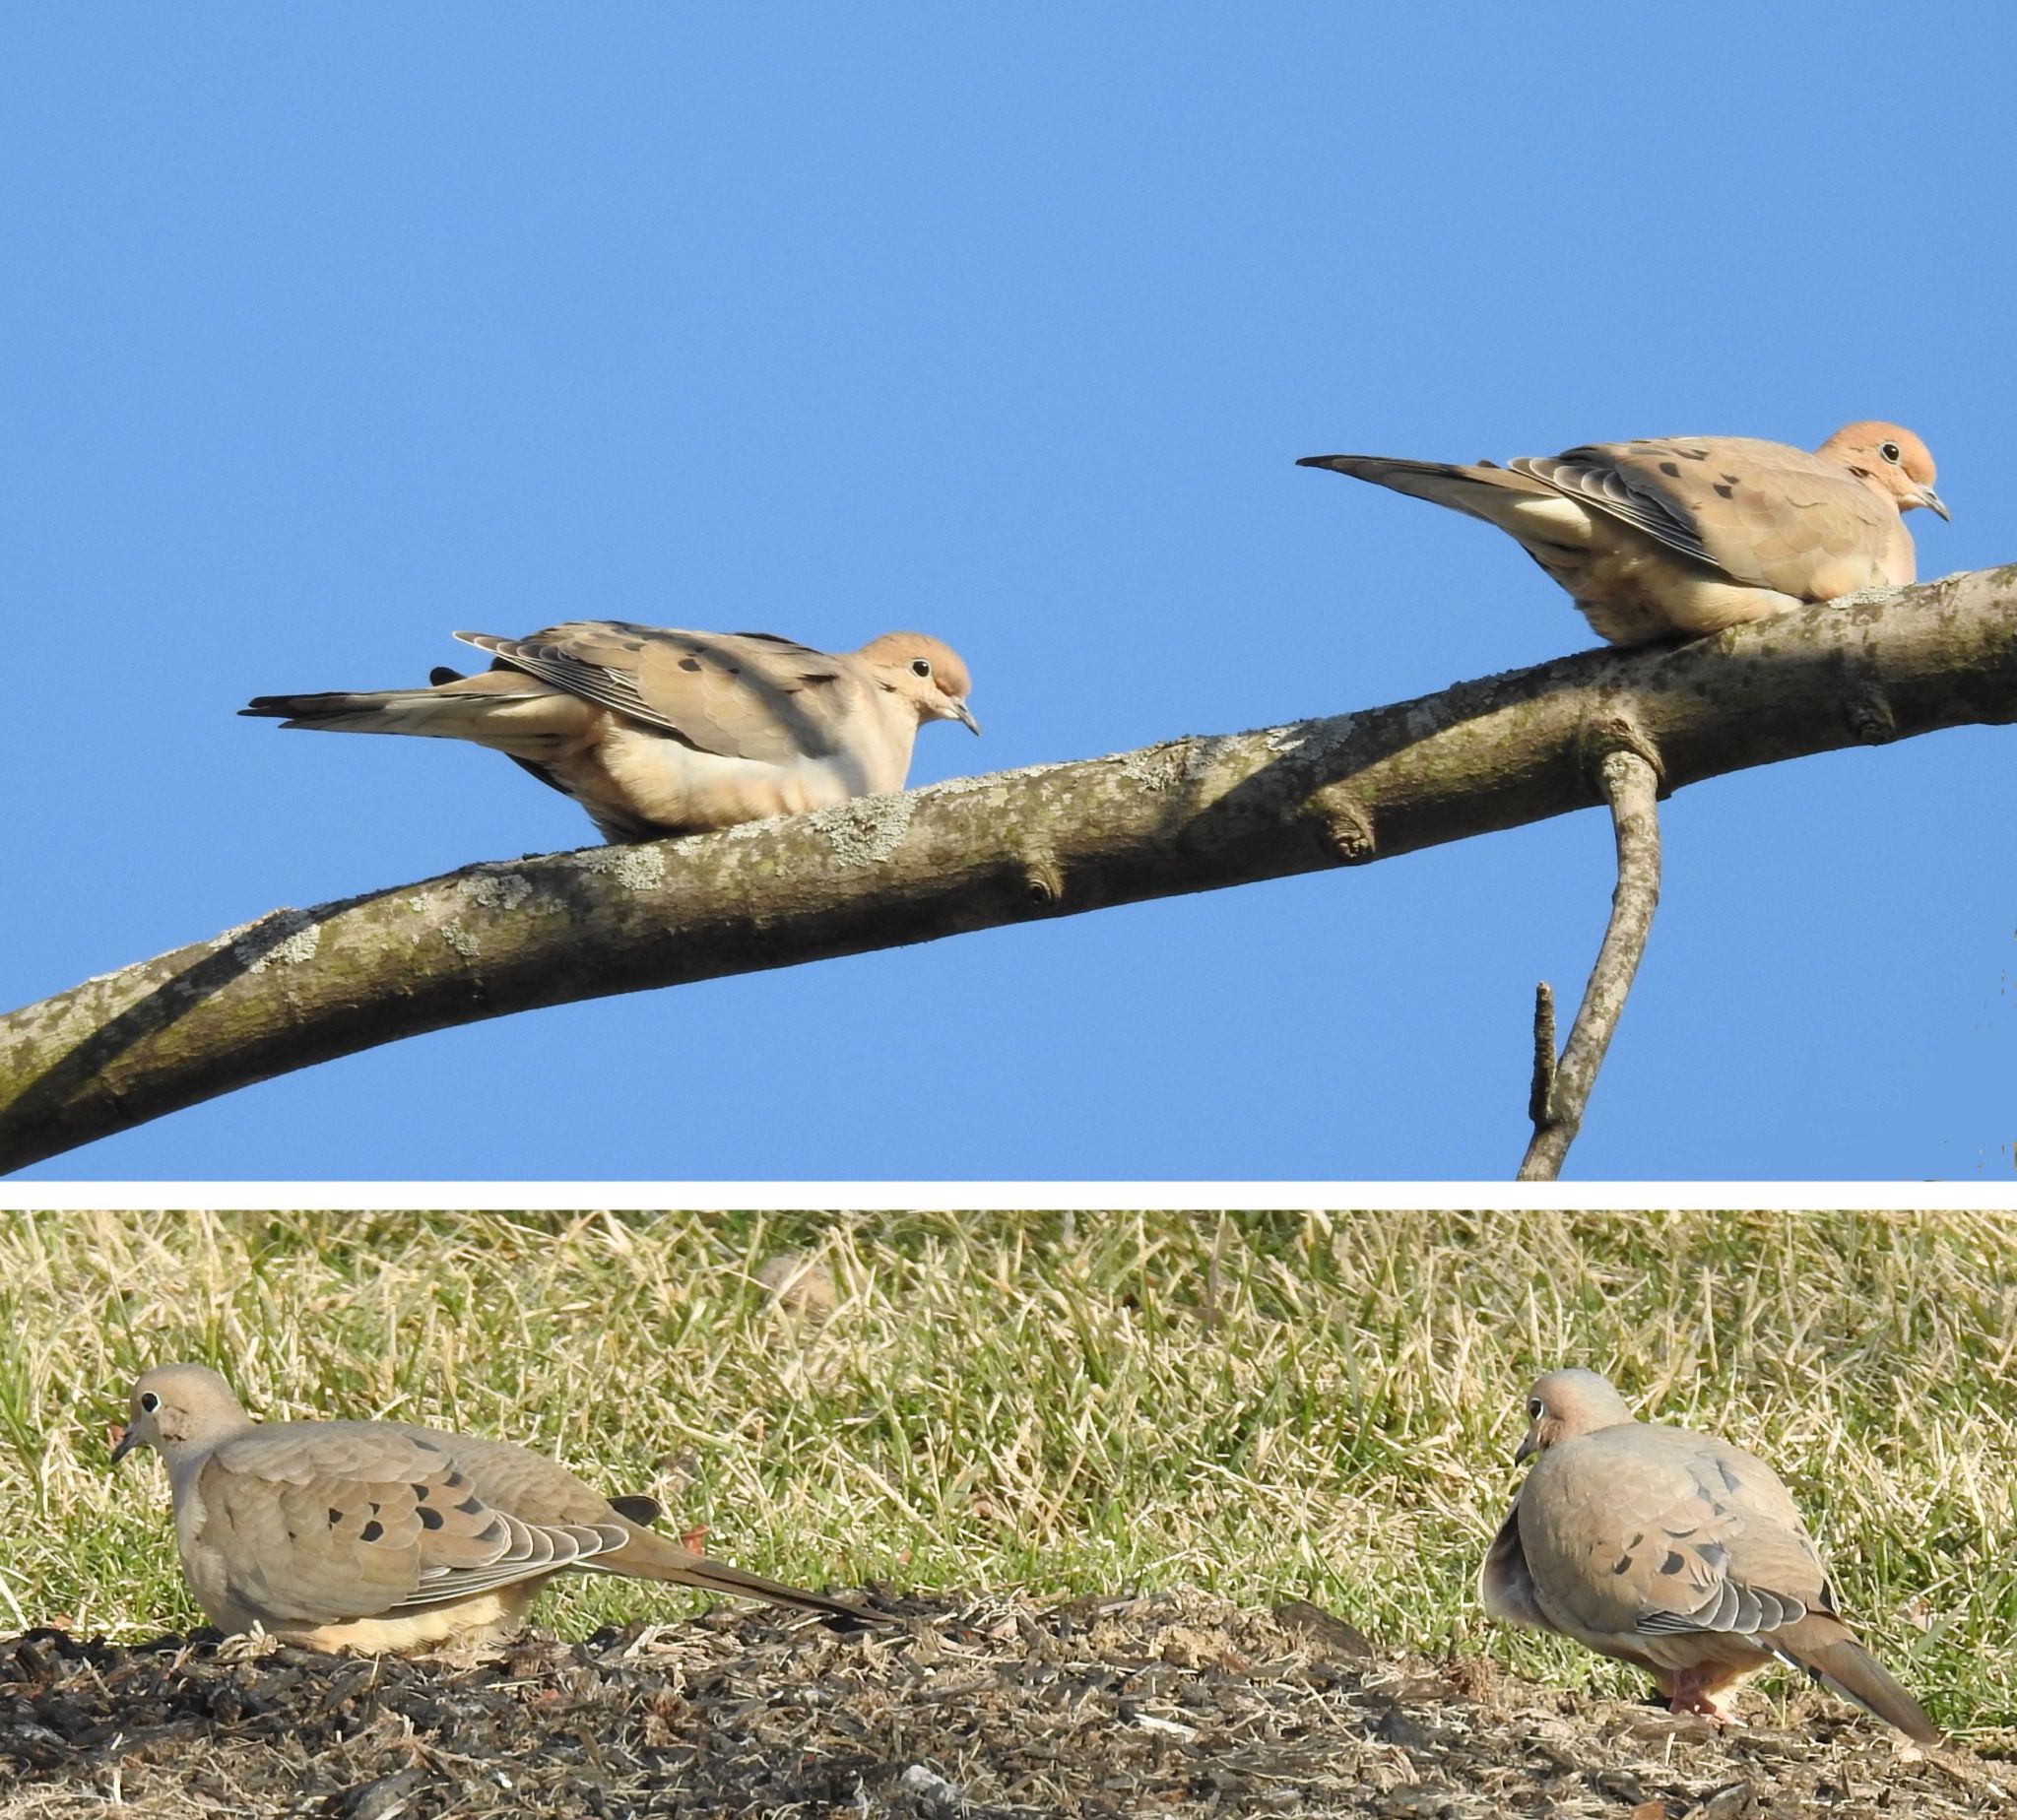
[1480,1369,1939,1742]
[111,1363,881,1652]
[1301,422,1946,646]
[243,622,980,842]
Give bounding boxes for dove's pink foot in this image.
[1661,1667,1746,1725]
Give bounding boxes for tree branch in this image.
[4,565,2014,1172]
[1518,748,1662,1181]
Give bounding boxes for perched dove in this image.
[1480,1369,1938,1741]
[1299,422,1946,646]
[243,623,980,842]
[111,1363,880,1653]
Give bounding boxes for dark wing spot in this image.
[1717,1460,1742,1493]
[1612,1554,1635,1575]
[328,1508,344,1527]
[360,1520,384,1543]
[1713,484,1733,498]
[476,1519,506,1543]
[412,1438,442,1453]
[797,673,841,687]
[1682,448,1710,460]
[455,1495,485,1515]
[418,1506,443,1530]
[1659,461,1681,478]
[1661,1551,1686,1576]
[412,1483,431,1501]
[1721,474,1741,485]
[619,639,645,653]
[678,657,701,672]
[444,1470,466,1489]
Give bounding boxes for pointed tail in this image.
[1297,452,1594,548]
[1784,1621,1941,1743]
[241,671,591,755]
[608,1527,889,1629]
[240,685,491,737]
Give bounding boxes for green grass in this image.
[2,1209,2010,1737]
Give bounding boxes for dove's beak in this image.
[1919,486,1950,522]
[1513,1435,1536,1465]
[109,1425,138,1465]
[952,700,981,736]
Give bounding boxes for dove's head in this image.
[858,632,981,736]
[1514,1368,1634,1463]
[110,1363,252,1468]
[1819,422,1947,521]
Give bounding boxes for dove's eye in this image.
[910,658,933,679]
[140,1392,160,1413]
[1527,1398,1543,1419]
[1879,441,1902,464]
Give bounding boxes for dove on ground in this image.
[111,1362,881,1653]
[1479,1368,1939,1741]
[1300,422,1946,646]
[242,623,980,842]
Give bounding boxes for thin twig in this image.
[1518,748,1662,1181]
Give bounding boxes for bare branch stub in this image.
[1518,747,1664,1181]
[1528,983,1558,1129]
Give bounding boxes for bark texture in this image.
[4,566,2013,1172]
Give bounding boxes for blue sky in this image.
[6,6,2012,1181]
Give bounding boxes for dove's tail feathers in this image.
[241,686,481,735]
[1786,1624,1941,1743]
[606,1528,889,1629]
[1298,453,1594,550]
[240,675,595,755]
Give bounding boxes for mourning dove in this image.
[1480,1369,1938,1742]
[243,623,980,842]
[111,1363,881,1652]
[1299,422,1946,646]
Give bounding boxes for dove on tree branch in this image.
[241,623,981,843]
[1300,422,1946,645]
[2,566,2013,1174]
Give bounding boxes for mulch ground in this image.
[0,1592,2006,1818]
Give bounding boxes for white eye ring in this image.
[140,1392,161,1413]
[1527,1398,1543,1419]
[1879,441,1902,463]
[910,658,933,679]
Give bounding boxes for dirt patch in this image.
[0,1592,2004,1818]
